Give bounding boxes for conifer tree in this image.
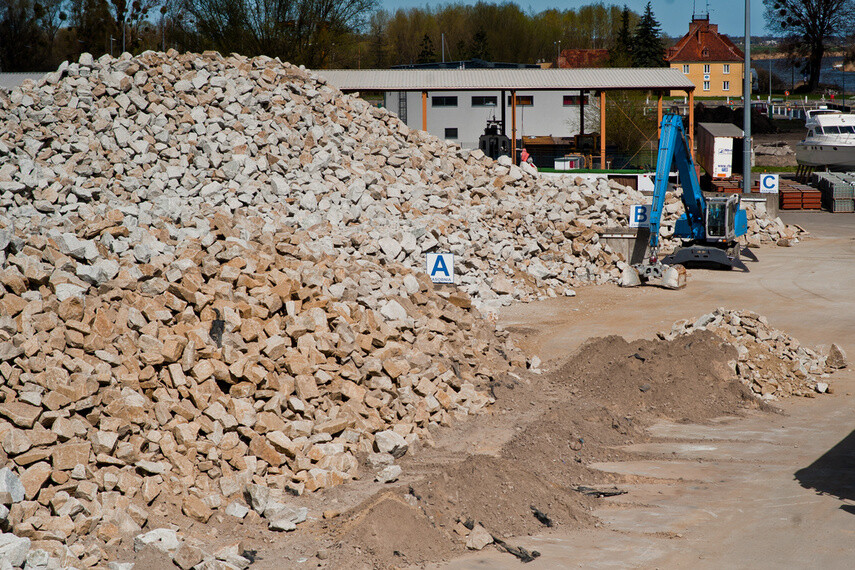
[468,27,490,61]
[417,33,436,64]
[631,2,665,67]
[610,5,633,66]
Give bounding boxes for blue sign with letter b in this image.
[629,204,651,228]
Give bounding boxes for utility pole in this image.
[743,0,751,195]
[441,33,445,63]
[768,57,772,103]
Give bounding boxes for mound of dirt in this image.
[411,454,595,538]
[553,331,756,422]
[322,330,766,569]
[334,493,458,569]
[693,103,779,134]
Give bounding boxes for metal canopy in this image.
[317,68,695,92]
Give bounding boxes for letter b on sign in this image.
[426,253,454,284]
[629,205,651,228]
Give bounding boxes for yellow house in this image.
[666,16,743,98]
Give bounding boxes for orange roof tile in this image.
[666,17,743,63]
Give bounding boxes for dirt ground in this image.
[442,211,855,569]
[127,212,855,570]
[249,328,769,570]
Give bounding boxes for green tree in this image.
[610,5,633,66]
[417,32,435,63]
[68,0,114,57]
[764,0,855,91]
[467,26,489,60]
[0,0,48,70]
[605,90,658,168]
[631,2,664,67]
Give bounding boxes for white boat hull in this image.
[796,142,855,169]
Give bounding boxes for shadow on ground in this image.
[795,429,855,507]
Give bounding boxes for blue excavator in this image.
[621,114,755,289]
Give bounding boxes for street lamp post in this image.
[834,63,845,109]
[554,40,561,65]
[743,0,751,195]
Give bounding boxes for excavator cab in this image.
[704,195,745,242]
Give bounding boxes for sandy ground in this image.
[130,212,855,570]
[434,211,855,569]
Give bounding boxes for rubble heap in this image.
[0,51,802,313]
[0,49,816,567]
[661,308,844,399]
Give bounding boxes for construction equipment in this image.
[621,114,753,289]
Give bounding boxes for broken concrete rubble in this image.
[0,48,813,568]
[663,308,838,399]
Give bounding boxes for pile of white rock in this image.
[662,308,846,399]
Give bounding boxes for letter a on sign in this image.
[426,253,454,284]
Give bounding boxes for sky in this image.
[379,0,771,37]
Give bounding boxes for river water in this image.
[758,56,849,94]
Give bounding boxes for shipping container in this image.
[697,122,744,179]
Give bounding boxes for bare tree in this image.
[183,0,376,67]
[764,0,855,90]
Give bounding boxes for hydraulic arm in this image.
[621,114,753,289]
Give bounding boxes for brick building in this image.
[666,16,744,97]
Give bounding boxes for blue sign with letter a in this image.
[426,253,454,284]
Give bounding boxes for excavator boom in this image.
[621,114,751,289]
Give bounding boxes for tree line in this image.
[0,0,668,72]
[3,0,853,95]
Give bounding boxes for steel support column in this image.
[599,90,606,169]
[688,90,695,161]
[511,90,517,164]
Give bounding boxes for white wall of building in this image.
[383,89,595,150]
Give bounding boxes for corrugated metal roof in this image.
[316,68,695,92]
[698,122,744,138]
[0,72,45,91]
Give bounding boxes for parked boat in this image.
[796,108,855,169]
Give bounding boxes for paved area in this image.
[435,212,855,569]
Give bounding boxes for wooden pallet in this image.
[780,188,822,210]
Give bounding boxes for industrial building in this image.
[319,67,695,167]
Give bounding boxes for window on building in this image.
[471,96,497,107]
[723,64,730,74]
[511,94,534,106]
[683,64,690,74]
[432,96,458,107]
[703,64,710,74]
[723,81,730,91]
[563,94,586,106]
[444,128,458,139]
[703,81,711,91]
